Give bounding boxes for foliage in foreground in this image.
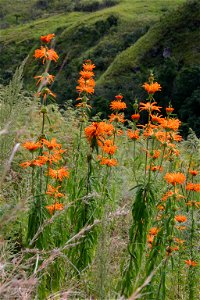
[0,34,199,300]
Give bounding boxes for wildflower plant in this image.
[20,37,68,293]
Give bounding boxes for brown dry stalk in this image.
[0,142,20,188]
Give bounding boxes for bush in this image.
[75,0,100,12]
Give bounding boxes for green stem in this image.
[41,112,45,134]
[144,138,149,181]
[177,251,181,299]
[154,144,166,181]
[98,167,110,300]
[156,258,168,300]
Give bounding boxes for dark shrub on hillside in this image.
[173,66,200,108]
[68,15,118,48]
[179,88,200,136]
[74,0,118,12]
[103,0,119,8]
[35,0,50,10]
[74,1,100,12]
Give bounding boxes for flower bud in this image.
[41,107,47,114]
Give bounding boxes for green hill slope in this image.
[0,0,199,135]
[95,0,200,135]
[0,0,186,87]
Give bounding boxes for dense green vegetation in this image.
[0,51,199,300]
[0,0,199,136]
[0,0,118,27]
[0,2,200,299]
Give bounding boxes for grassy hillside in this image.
[0,0,187,84]
[0,0,117,27]
[95,0,200,135]
[0,0,199,135]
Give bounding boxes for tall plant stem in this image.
[41,112,45,135]
[188,205,195,300]
[156,258,168,300]
[177,251,181,299]
[131,140,138,184]
[98,167,110,300]
[154,144,166,181]
[144,138,149,180]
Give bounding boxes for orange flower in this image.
[20,161,33,168]
[147,234,154,245]
[186,201,200,208]
[34,156,49,166]
[99,122,115,136]
[185,260,198,267]
[159,118,181,131]
[100,140,117,155]
[148,150,161,159]
[166,107,174,114]
[189,170,198,176]
[172,246,179,251]
[46,202,64,214]
[109,113,125,123]
[127,129,139,140]
[20,157,47,168]
[48,167,69,181]
[149,227,159,236]
[76,60,95,95]
[37,87,56,101]
[42,138,62,150]
[140,102,161,112]
[22,141,41,151]
[165,145,180,158]
[143,126,155,138]
[46,185,64,198]
[34,73,55,85]
[115,95,123,100]
[166,246,179,255]
[157,204,165,211]
[40,33,55,44]
[85,122,114,144]
[100,158,118,167]
[76,102,92,110]
[151,114,163,123]
[143,82,161,94]
[164,172,186,185]
[39,149,64,165]
[174,238,185,245]
[117,129,123,136]
[34,46,59,64]
[176,226,186,231]
[76,77,95,94]
[186,183,200,192]
[82,60,96,71]
[161,190,174,201]
[131,113,140,121]
[154,130,167,143]
[34,46,46,62]
[150,165,163,172]
[85,123,102,142]
[168,132,182,142]
[175,215,187,223]
[110,101,127,111]
[80,70,94,79]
